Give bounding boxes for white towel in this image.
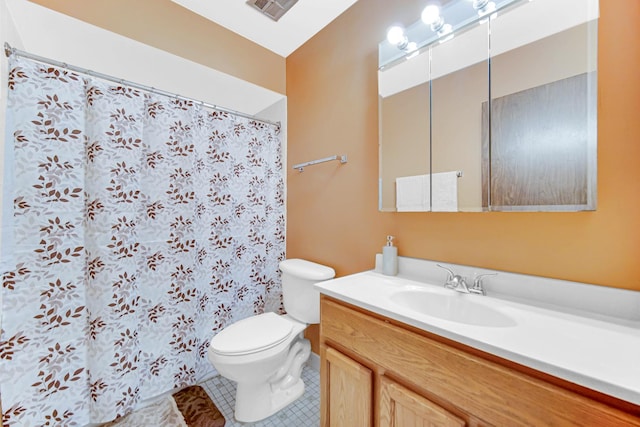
[396,172,459,211]
[396,174,429,211]
[431,171,458,212]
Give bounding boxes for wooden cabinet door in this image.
[322,346,373,427]
[380,376,466,427]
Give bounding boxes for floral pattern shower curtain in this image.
[0,55,285,426]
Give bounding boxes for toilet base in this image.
[234,377,305,423]
[233,337,311,423]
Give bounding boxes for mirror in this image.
[378,0,598,212]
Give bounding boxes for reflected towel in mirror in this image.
[432,171,458,212]
[396,172,458,212]
[396,174,429,211]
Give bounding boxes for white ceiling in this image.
[171,0,358,57]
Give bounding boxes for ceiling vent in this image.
[246,0,299,21]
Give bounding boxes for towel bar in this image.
[293,155,347,172]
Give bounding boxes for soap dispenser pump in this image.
[382,235,398,276]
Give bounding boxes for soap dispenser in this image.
[382,235,398,276]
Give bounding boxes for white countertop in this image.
[316,269,640,405]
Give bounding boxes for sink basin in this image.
[390,288,517,328]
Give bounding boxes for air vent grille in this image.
[246,0,299,21]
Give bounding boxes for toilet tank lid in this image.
[279,259,335,281]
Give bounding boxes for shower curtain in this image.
[0,55,285,426]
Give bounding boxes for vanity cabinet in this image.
[319,296,640,427]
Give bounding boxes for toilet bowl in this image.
[207,259,335,423]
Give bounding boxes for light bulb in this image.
[421,4,441,25]
[386,26,406,46]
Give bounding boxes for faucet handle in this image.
[471,272,497,295]
[436,264,455,280]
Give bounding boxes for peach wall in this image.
[286,0,640,291]
[29,0,286,94]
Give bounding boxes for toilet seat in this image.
[210,312,293,356]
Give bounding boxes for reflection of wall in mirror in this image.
[491,21,597,98]
[431,61,487,212]
[379,83,430,211]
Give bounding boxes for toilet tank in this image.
[279,259,335,324]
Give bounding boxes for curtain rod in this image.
[3,42,281,127]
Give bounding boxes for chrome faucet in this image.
[436,264,497,296]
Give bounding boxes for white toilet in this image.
[207,258,335,423]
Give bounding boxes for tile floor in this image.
[200,365,320,426]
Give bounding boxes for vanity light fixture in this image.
[379,0,526,68]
